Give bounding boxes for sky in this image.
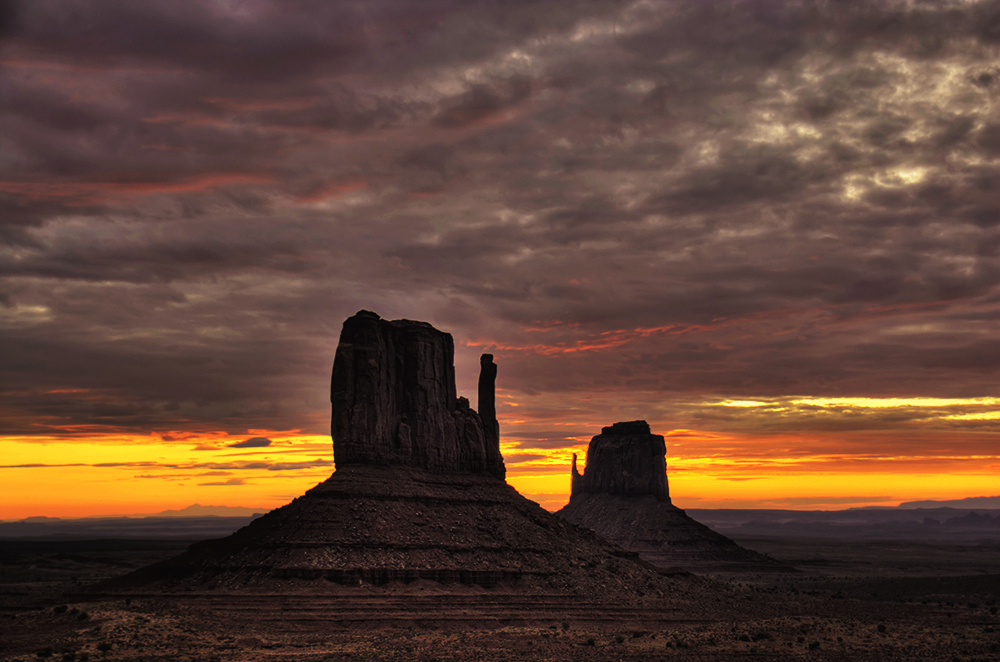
[2,0,999,518]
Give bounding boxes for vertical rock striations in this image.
[331,310,504,479]
[559,420,789,573]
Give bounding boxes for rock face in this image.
[571,420,669,500]
[98,313,705,618]
[331,310,504,479]
[559,421,789,573]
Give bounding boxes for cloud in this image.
[2,0,1000,481]
[229,437,272,448]
[198,478,246,486]
[499,453,547,465]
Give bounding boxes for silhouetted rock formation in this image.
[98,313,703,617]
[558,421,789,573]
[331,310,504,479]
[571,421,669,500]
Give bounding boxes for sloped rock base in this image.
[558,493,790,573]
[97,466,709,613]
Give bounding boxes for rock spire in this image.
[478,353,499,451]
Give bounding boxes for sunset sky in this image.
[2,0,999,519]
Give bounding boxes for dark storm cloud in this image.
[3,0,1000,453]
[7,0,366,78]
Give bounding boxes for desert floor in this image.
[1,535,998,661]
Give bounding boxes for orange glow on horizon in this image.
[501,431,1000,512]
[2,424,997,519]
[3,389,998,520]
[0,431,333,520]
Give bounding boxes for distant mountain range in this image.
[841,496,1000,510]
[895,496,1000,509]
[143,504,266,518]
[0,505,266,540]
[3,499,998,542]
[5,504,266,523]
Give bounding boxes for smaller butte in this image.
[557,420,789,573]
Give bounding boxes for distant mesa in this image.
[557,420,789,573]
[98,311,692,617]
[229,437,272,448]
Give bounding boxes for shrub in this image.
[877,624,886,633]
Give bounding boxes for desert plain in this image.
[1,507,998,662]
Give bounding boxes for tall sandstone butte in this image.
[97,312,711,623]
[559,420,788,573]
[331,310,503,478]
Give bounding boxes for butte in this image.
[556,420,788,573]
[96,311,718,627]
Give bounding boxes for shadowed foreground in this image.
[2,548,999,662]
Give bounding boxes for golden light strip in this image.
[716,397,1000,409]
